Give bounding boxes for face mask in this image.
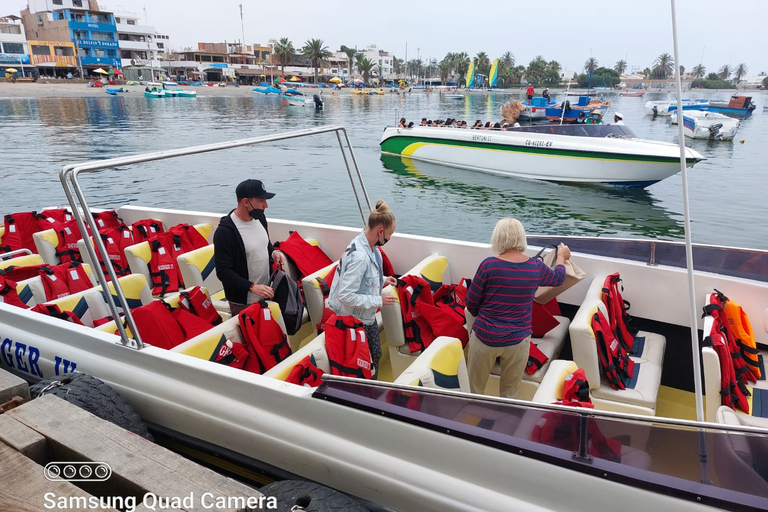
[375,230,389,247]
[247,200,265,220]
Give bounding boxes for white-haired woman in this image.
[465,218,570,397]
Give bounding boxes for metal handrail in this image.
[0,249,33,262]
[59,126,371,350]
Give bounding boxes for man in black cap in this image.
[213,179,286,316]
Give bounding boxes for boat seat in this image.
[264,334,331,381]
[580,276,667,367]
[36,284,112,328]
[123,223,211,297]
[15,263,96,307]
[714,406,768,497]
[301,260,338,334]
[32,228,66,265]
[177,244,227,310]
[393,337,470,393]
[569,298,662,416]
[381,254,452,378]
[0,253,44,270]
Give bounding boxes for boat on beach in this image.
[252,86,282,95]
[380,124,701,187]
[670,110,740,140]
[105,88,124,95]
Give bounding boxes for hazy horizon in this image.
[5,0,766,76]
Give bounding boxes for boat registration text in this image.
[525,139,553,148]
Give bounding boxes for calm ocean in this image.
[1,90,766,249]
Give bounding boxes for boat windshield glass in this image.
[315,378,768,512]
[510,124,637,138]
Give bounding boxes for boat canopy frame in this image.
[59,126,372,350]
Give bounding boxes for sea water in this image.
[0,90,766,249]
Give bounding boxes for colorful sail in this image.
[489,60,499,87]
[465,61,475,88]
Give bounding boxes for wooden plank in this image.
[9,395,265,512]
[0,414,47,464]
[0,441,118,512]
[0,367,30,403]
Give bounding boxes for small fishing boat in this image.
[706,95,756,118]
[620,91,645,97]
[163,89,179,97]
[545,96,609,122]
[644,99,709,116]
[566,91,596,97]
[380,124,703,187]
[105,88,124,95]
[281,89,312,106]
[252,86,281,95]
[670,110,740,140]
[444,93,464,100]
[174,89,196,97]
[144,89,165,98]
[518,97,558,120]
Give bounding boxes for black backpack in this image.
[270,267,304,335]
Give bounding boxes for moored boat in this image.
[252,86,282,95]
[519,97,558,120]
[545,96,610,122]
[379,124,703,186]
[644,99,710,116]
[105,88,123,95]
[162,89,179,97]
[670,110,740,140]
[620,91,645,97]
[174,89,197,97]
[144,89,165,98]
[706,95,756,117]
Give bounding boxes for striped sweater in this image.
[466,257,565,346]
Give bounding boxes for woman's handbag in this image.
[533,245,586,304]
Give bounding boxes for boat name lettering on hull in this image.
[525,140,553,148]
[472,135,492,142]
[1,337,44,378]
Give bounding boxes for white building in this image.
[112,9,170,80]
[358,44,393,79]
[0,16,31,75]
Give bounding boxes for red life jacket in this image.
[0,263,51,282]
[1,212,43,254]
[285,355,325,387]
[39,262,92,301]
[555,368,593,407]
[130,300,187,350]
[0,275,29,309]
[168,223,209,252]
[212,336,249,369]
[432,278,471,326]
[276,231,333,278]
[148,232,184,296]
[706,292,756,385]
[92,210,124,231]
[171,307,214,340]
[55,219,87,263]
[378,247,395,277]
[395,275,469,353]
[238,301,291,374]
[40,208,74,227]
[592,310,634,390]
[313,263,338,333]
[526,342,550,375]
[179,286,222,326]
[532,408,620,462]
[702,311,750,414]
[95,226,134,277]
[324,314,372,379]
[30,303,85,325]
[132,219,165,243]
[601,273,637,351]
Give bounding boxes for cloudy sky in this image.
[7,0,767,75]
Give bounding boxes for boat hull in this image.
[380,126,700,186]
[672,111,740,140]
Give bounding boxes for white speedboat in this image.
[671,110,740,140]
[644,99,710,116]
[379,124,704,187]
[0,126,766,512]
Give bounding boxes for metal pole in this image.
[670,0,708,485]
[76,39,84,79]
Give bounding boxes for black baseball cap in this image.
[236,179,275,200]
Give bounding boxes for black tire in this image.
[30,373,153,441]
[259,480,370,512]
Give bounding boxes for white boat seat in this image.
[176,244,228,312]
[570,299,662,416]
[714,406,768,497]
[380,254,452,378]
[301,260,338,334]
[16,263,96,307]
[37,283,112,328]
[0,253,44,271]
[264,334,331,380]
[394,337,470,392]
[32,228,65,265]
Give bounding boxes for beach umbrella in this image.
[94,68,108,74]
[330,77,342,83]
[6,68,18,73]
[289,76,301,82]
[113,69,122,75]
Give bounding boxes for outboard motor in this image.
[313,94,323,110]
[652,105,659,118]
[708,123,723,140]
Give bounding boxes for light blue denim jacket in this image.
[327,231,383,325]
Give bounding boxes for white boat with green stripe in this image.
[380,125,705,187]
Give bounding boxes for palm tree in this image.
[452,52,470,84]
[718,64,731,80]
[691,64,706,78]
[392,57,404,76]
[501,51,515,68]
[273,37,295,78]
[355,56,376,85]
[475,51,490,76]
[614,59,627,74]
[733,63,748,84]
[439,55,453,84]
[651,53,674,79]
[548,60,561,73]
[300,38,332,83]
[584,57,598,75]
[678,65,685,76]
[340,45,357,78]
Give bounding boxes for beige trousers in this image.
[467,331,530,398]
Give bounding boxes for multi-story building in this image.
[27,39,77,77]
[0,16,31,76]
[20,0,120,76]
[112,9,170,81]
[358,44,394,79]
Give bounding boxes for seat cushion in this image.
[591,359,662,410]
[491,316,570,383]
[394,337,469,392]
[629,331,666,367]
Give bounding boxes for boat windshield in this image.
[315,378,768,512]
[510,124,637,138]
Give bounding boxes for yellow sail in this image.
[489,59,499,87]
[465,61,475,88]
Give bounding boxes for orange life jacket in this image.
[702,308,750,414]
[706,292,756,385]
[238,301,291,374]
[0,263,50,282]
[324,314,372,379]
[721,292,761,380]
[285,355,325,387]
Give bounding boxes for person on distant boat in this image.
[398,117,407,128]
[576,111,586,124]
[327,200,398,378]
[465,218,570,398]
[484,122,492,130]
[493,122,502,130]
[145,86,150,92]
[513,122,521,128]
[586,110,602,124]
[407,121,415,128]
[213,179,286,317]
[542,88,550,101]
[614,112,625,125]
[527,84,534,101]
[652,105,659,118]
[421,118,427,126]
